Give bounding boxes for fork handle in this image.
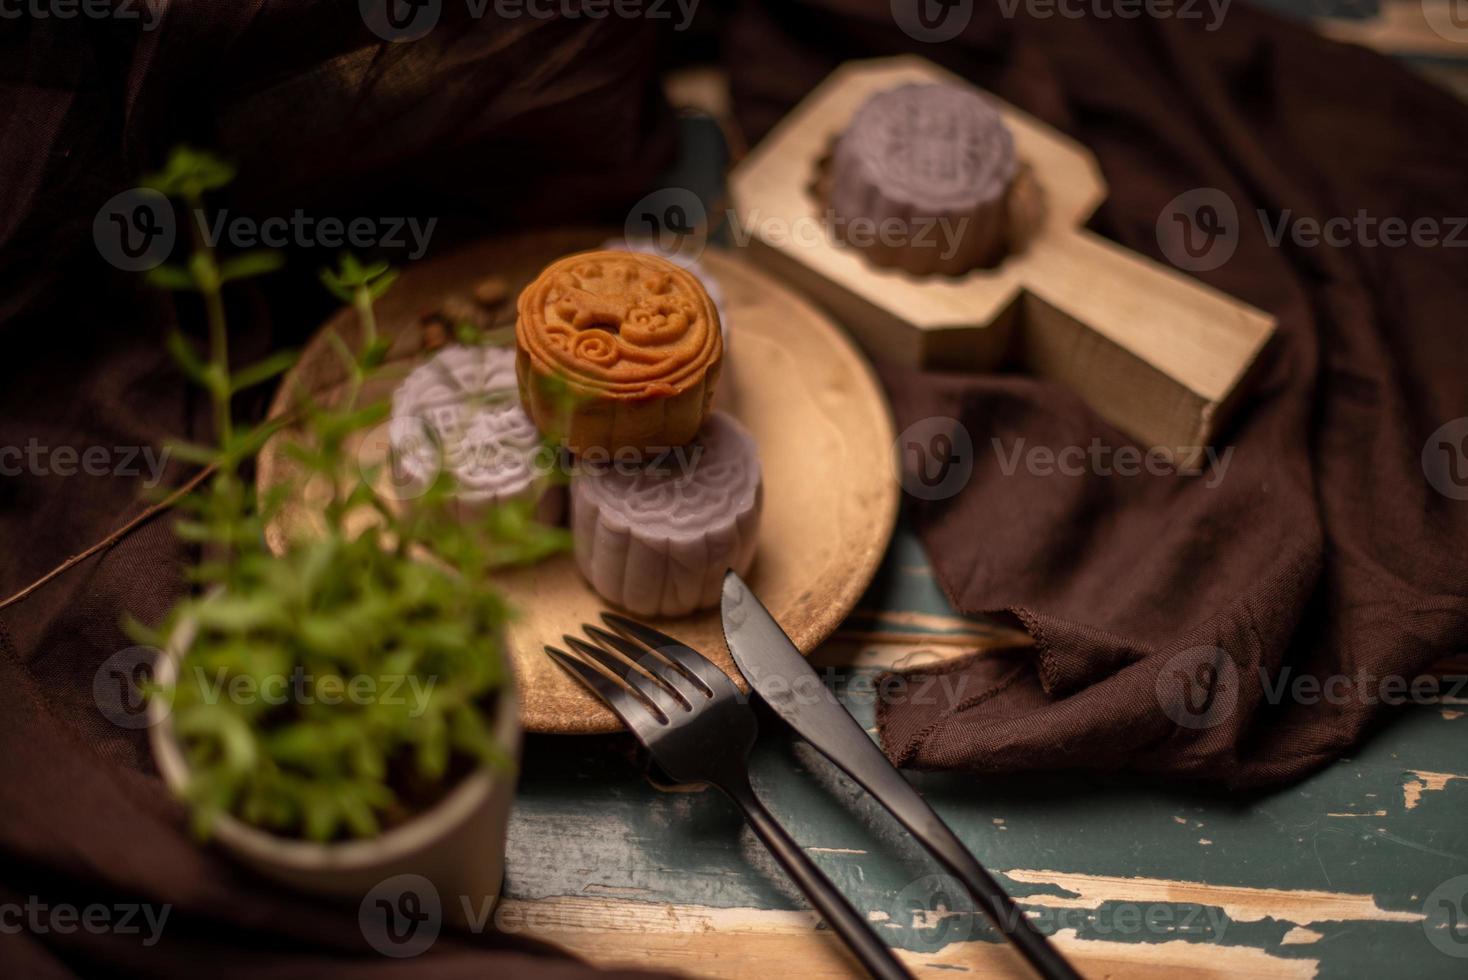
[716,773,915,980]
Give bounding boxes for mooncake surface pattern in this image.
[602,237,731,350]
[827,83,1017,275]
[572,411,761,618]
[390,344,558,521]
[515,250,722,455]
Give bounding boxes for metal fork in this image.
[546,612,914,980]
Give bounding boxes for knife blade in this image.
[720,570,1080,980]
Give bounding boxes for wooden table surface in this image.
[496,522,1467,979]
[497,46,1468,976]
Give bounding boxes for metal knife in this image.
[720,570,1081,980]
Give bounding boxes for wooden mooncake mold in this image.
[571,411,761,618]
[515,250,723,456]
[826,83,1020,276]
[390,344,561,522]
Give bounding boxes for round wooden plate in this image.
[258,230,898,734]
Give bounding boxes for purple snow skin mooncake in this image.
[571,411,762,618]
[827,83,1018,275]
[389,344,562,523]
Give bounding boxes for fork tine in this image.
[565,633,687,718]
[581,623,705,706]
[545,645,663,735]
[599,612,723,697]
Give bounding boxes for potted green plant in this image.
[129,148,564,921]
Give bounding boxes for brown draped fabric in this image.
[727,0,1468,789]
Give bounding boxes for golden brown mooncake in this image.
[515,249,723,455]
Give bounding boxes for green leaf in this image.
[218,250,284,283]
[301,787,341,842]
[148,264,197,291]
[189,593,289,632]
[366,269,398,300]
[415,708,449,782]
[360,338,392,370]
[230,349,297,394]
[165,331,209,384]
[324,330,360,380]
[143,145,236,197]
[338,787,381,839]
[162,439,220,465]
[187,252,220,293]
[174,705,258,773]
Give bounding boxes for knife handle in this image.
[923,822,1083,980]
[807,742,1081,979]
[716,772,915,980]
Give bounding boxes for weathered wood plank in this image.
[500,517,1467,978]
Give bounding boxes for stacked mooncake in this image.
[571,411,761,617]
[391,248,762,618]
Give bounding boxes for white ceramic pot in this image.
[147,614,520,928]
